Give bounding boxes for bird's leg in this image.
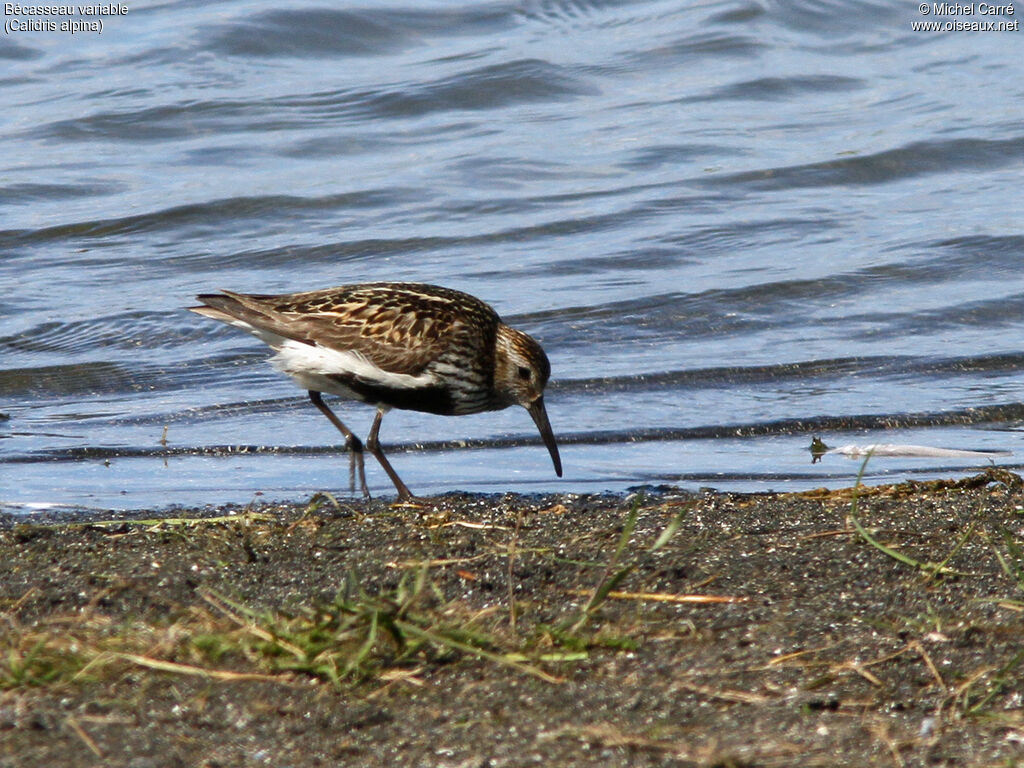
[308,391,369,498]
[365,407,416,502]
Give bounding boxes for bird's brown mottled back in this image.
[219,283,502,378]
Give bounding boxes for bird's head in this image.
[494,325,562,477]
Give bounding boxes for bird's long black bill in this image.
[528,397,562,477]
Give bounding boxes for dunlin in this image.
[190,283,562,500]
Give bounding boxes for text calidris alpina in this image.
[190,283,561,500]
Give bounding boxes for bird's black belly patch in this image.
[328,373,456,415]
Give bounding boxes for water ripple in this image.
[6,401,1023,467]
[706,136,1024,190]
[207,6,516,59]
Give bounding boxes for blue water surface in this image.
[2,0,1022,512]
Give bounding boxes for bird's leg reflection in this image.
[308,390,369,498]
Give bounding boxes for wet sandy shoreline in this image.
[2,471,1023,767]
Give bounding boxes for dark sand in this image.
[2,469,1023,767]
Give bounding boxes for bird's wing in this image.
[192,284,496,376]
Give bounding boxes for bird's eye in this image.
[517,366,531,380]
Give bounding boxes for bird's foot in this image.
[346,443,370,499]
[391,494,425,509]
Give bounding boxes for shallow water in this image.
[2,0,1023,513]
